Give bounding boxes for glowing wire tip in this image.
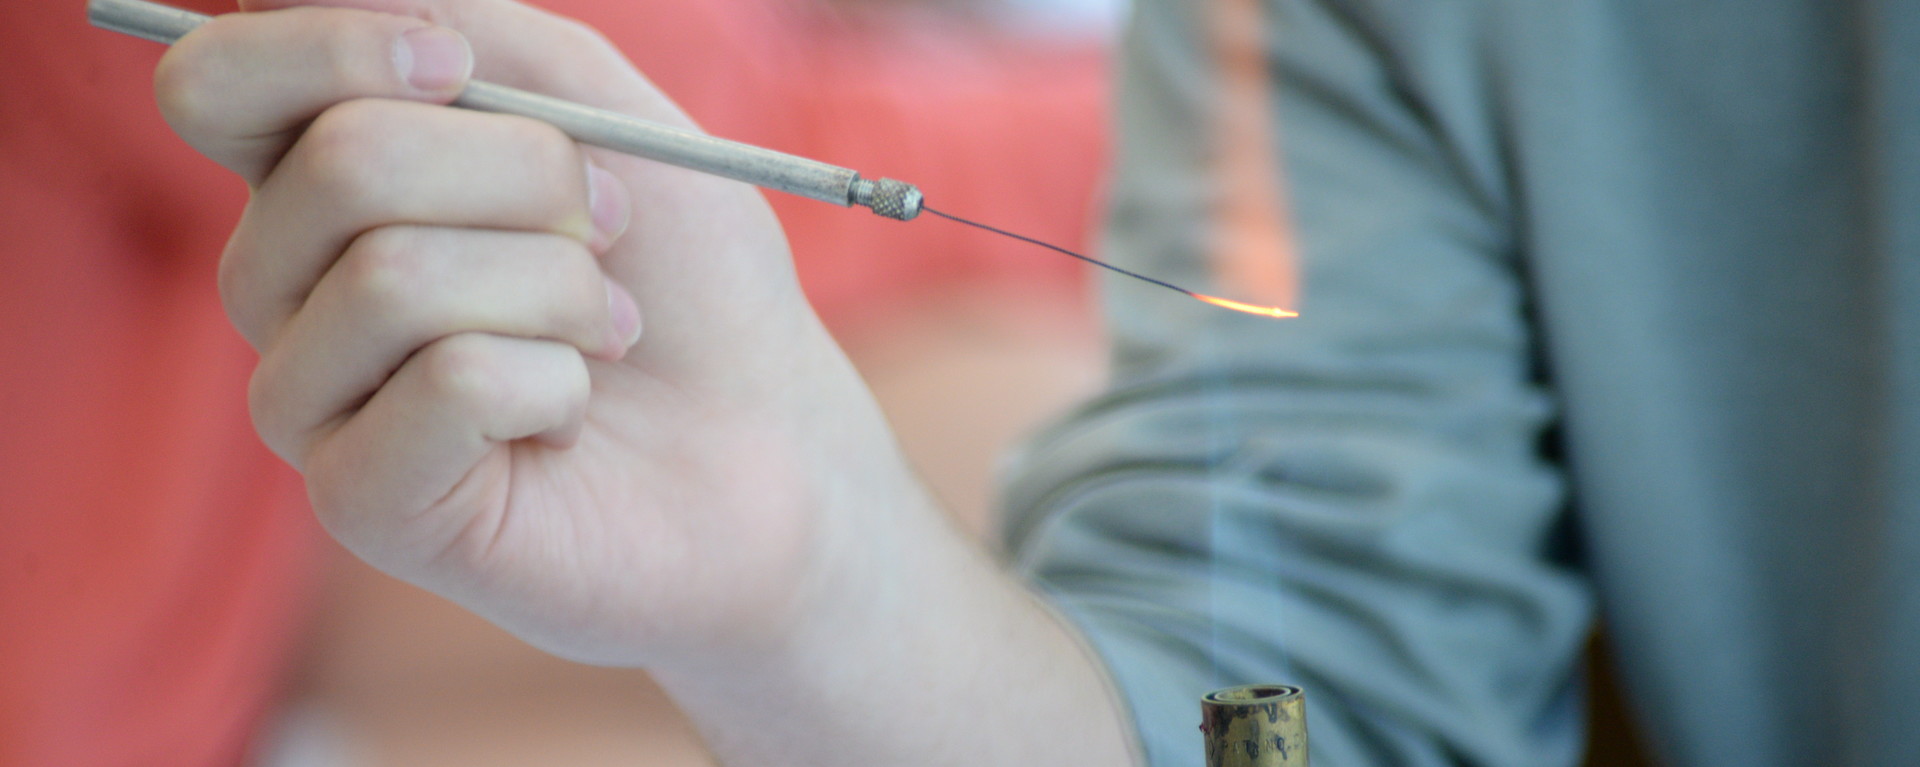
[1191,293,1300,319]
[916,206,1300,318]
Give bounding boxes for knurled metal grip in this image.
[1202,685,1308,767]
[850,177,925,221]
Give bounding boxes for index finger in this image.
[155,5,472,185]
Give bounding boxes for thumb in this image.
[240,0,686,123]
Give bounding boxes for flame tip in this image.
[1192,293,1299,319]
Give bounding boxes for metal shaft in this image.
[87,0,924,220]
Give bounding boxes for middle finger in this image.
[221,97,628,349]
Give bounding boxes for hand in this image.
[156,0,922,666]
[156,5,1136,764]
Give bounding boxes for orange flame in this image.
[1192,293,1299,319]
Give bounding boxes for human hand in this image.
[156,0,924,667]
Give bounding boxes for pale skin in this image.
[152,0,1136,764]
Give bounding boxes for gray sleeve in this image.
[1000,1,1594,765]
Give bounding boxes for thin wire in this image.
[920,205,1204,300]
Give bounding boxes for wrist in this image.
[646,506,1135,767]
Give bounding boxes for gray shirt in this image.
[1003,0,1920,764]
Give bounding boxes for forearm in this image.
[651,476,1137,767]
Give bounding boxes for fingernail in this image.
[395,26,472,92]
[606,280,642,353]
[586,161,632,250]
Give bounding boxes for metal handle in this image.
[86,0,925,219]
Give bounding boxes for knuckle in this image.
[293,100,402,204]
[217,221,275,350]
[246,358,304,466]
[413,335,588,433]
[416,334,507,410]
[500,116,588,211]
[337,227,429,319]
[152,44,219,136]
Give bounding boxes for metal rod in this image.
[86,0,924,220]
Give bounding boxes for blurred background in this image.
[0,0,1655,764]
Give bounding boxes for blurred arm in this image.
[1004,0,1594,764]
